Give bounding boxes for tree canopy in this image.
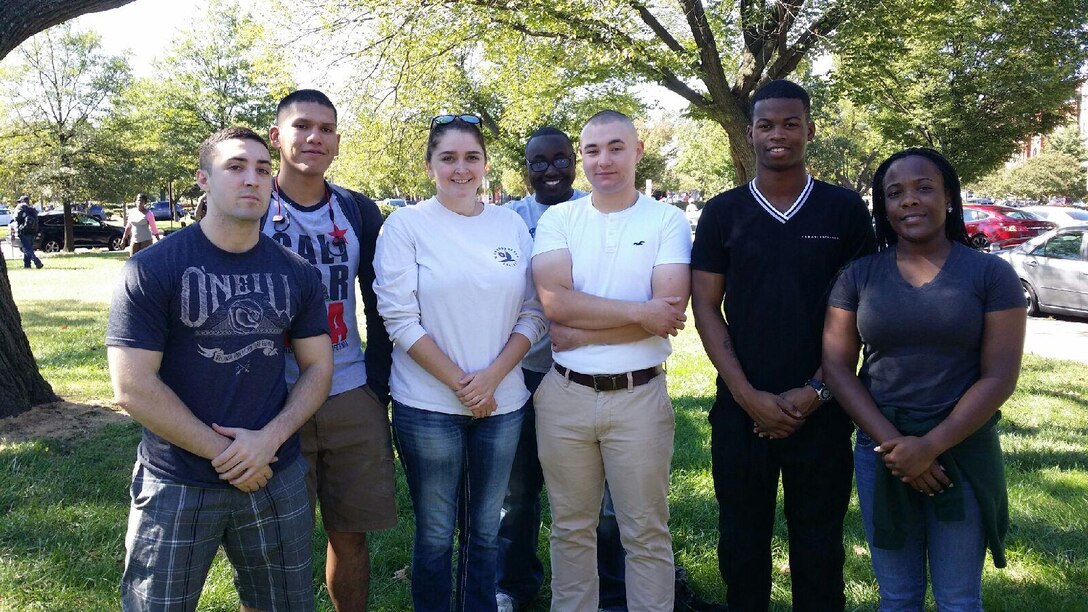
[304,0,1087,187]
[302,0,866,184]
[833,0,1088,183]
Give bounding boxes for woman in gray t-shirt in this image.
[822,148,1025,610]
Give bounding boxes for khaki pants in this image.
[535,367,675,612]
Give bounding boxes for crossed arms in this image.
[531,248,690,350]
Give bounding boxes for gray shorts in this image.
[120,457,313,611]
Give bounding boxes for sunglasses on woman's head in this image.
[430,114,482,129]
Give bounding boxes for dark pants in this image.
[711,402,853,612]
[19,234,42,268]
[496,368,627,609]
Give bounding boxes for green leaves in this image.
[0,24,131,204]
[833,0,1088,182]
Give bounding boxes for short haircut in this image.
[135,193,148,202]
[750,79,811,117]
[425,116,487,162]
[198,127,269,171]
[526,126,572,156]
[871,147,969,250]
[583,109,634,130]
[276,89,337,123]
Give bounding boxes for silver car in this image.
[997,224,1088,318]
[1020,206,1088,228]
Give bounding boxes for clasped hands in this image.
[210,424,278,494]
[875,436,952,496]
[747,386,821,439]
[455,367,502,419]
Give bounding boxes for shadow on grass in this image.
[1006,447,1088,472]
[1018,388,1088,410]
[1007,513,1088,557]
[0,423,140,608]
[18,299,104,330]
[33,250,128,271]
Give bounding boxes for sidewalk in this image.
[1024,316,1088,363]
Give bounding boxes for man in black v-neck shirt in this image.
[691,80,875,611]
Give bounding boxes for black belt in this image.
[554,364,662,392]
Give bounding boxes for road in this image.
[1024,315,1088,363]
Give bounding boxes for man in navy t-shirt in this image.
[106,127,333,612]
[691,80,875,611]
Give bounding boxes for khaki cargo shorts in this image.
[299,385,398,533]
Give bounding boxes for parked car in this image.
[962,204,1056,250]
[87,204,111,221]
[34,211,126,252]
[148,200,187,221]
[1020,206,1088,228]
[997,225,1088,318]
[381,198,409,208]
[0,206,11,227]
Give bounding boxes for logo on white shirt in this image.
[494,247,519,266]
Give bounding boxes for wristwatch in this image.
[805,378,832,402]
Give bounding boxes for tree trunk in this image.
[0,0,136,417]
[63,199,74,253]
[713,103,757,185]
[0,253,58,417]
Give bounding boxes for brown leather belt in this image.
[554,364,662,392]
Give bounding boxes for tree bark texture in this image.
[0,253,58,418]
[0,0,132,417]
[0,0,137,60]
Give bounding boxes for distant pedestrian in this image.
[195,194,208,221]
[122,194,159,255]
[14,195,43,269]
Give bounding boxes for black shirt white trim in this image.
[748,175,814,224]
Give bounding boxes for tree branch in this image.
[764,4,846,82]
[679,1,730,108]
[0,0,138,61]
[629,0,686,54]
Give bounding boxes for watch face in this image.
[819,387,832,401]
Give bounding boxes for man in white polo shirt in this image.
[531,110,692,611]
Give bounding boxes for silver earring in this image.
[947,205,953,213]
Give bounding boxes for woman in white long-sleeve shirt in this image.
[374,114,546,612]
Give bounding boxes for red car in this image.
[962,204,1056,250]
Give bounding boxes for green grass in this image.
[3,253,1088,610]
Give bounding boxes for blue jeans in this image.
[19,234,42,268]
[393,401,524,612]
[855,431,986,611]
[496,368,627,609]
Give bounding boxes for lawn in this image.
[2,251,1087,611]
